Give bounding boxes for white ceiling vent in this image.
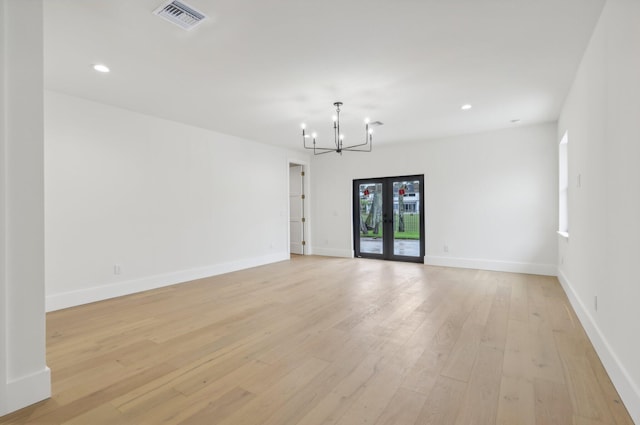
[153,0,207,31]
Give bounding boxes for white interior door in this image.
[289,165,304,255]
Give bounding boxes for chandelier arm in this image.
[303,143,336,152]
[340,133,373,150]
[303,137,326,150]
[313,149,336,156]
[303,130,344,154]
[342,146,372,152]
[303,145,335,152]
[302,129,310,149]
[342,142,373,152]
[303,131,334,152]
[341,141,370,149]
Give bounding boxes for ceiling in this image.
[44,0,605,151]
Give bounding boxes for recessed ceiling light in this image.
[461,104,472,110]
[92,64,110,73]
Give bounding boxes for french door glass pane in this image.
[392,179,421,257]
[358,182,383,254]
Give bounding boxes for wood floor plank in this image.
[293,354,387,425]
[534,378,573,425]
[61,402,132,425]
[508,278,530,323]
[25,363,177,423]
[333,363,405,425]
[212,356,329,425]
[372,388,426,425]
[400,284,464,394]
[255,352,368,425]
[0,256,633,425]
[453,344,504,425]
[496,375,535,425]
[502,318,531,379]
[554,331,615,423]
[176,387,256,425]
[572,415,609,425]
[414,375,467,425]
[440,284,494,382]
[585,347,636,425]
[527,326,565,383]
[481,282,512,350]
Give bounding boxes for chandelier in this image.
[301,102,380,155]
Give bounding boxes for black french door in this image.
[353,175,425,263]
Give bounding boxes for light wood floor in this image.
[1,256,634,425]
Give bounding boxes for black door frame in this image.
[353,174,425,263]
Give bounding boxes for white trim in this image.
[312,247,354,258]
[46,252,289,312]
[558,131,569,234]
[557,269,640,424]
[425,255,557,276]
[557,231,569,239]
[2,367,51,416]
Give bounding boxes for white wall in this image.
[45,91,308,311]
[557,0,640,421]
[311,123,558,275]
[0,0,51,416]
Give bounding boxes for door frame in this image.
[288,158,311,256]
[352,174,425,263]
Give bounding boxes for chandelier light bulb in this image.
[92,63,110,73]
[339,134,344,140]
[365,118,370,124]
[312,132,317,138]
[301,123,306,129]
[332,115,338,122]
[369,129,374,134]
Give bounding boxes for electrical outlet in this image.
[594,295,598,311]
[443,245,449,253]
[560,256,564,265]
[114,264,122,275]
[577,173,581,188]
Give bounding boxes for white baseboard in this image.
[311,247,354,258]
[425,255,557,276]
[46,252,289,312]
[2,367,51,416]
[557,270,640,424]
